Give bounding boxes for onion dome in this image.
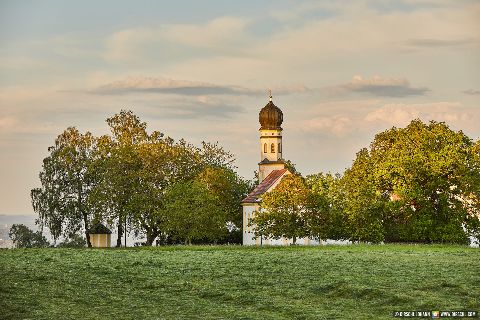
[259,94,283,130]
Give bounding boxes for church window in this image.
[271,143,275,153]
[278,143,282,153]
[263,143,267,153]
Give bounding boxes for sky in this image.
[0,0,479,216]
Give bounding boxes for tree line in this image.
[30,113,480,248]
[251,120,480,244]
[31,110,250,247]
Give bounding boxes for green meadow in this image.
[0,245,478,320]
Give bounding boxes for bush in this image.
[57,234,86,248]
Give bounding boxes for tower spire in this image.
[269,89,272,102]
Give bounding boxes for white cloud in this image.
[303,115,352,136]
[269,2,341,22]
[103,16,250,63]
[157,2,478,88]
[365,104,420,127]
[364,102,470,128]
[104,27,153,62]
[161,16,249,48]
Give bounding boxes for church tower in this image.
[258,93,285,181]
[242,94,291,245]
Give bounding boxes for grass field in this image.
[0,245,478,320]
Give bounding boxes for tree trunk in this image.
[116,223,123,247]
[83,213,92,248]
[145,229,158,246]
[292,235,297,245]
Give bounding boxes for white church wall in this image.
[243,204,260,246]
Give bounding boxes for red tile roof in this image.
[241,169,288,204]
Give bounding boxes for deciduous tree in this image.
[9,224,50,248]
[250,174,310,244]
[343,119,480,243]
[305,172,349,241]
[31,127,96,247]
[162,180,227,244]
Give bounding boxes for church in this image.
[241,95,320,246]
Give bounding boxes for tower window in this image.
[271,143,275,153]
[264,143,267,153]
[278,143,282,153]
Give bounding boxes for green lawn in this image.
[0,245,478,320]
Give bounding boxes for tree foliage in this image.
[250,174,310,244]
[341,119,480,243]
[32,110,247,247]
[57,234,86,248]
[33,113,479,246]
[162,180,227,244]
[305,172,349,241]
[250,120,480,245]
[9,224,50,248]
[90,110,151,247]
[31,127,96,247]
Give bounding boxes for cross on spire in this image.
[269,89,272,102]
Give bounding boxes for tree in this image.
[196,167,250,227]
[340,148,386,243]
[284,159,300,176]
[199,141,236,171]
[32,127,97,247]
[250,174,310,244]
[57,234,86,248]
[343,119,480,243]
[91,110,149,247]
[91,111,209,246]
[32,110,247,247]
[305,172,349,241]
[9,224,50,248]
[162,180,227,244]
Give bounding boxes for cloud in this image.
[365,104,420,126]
[269,2,340,22]
[364,102,469,127]
[96,1,480,87]
[92,76,309,97]
[104,27,153,63]
[303,115,352,136]
[161,16,249,48]
[331,76,430,97]
[93,77,246,95]
[404,38,473,48]
[463,89,480,95]
[146,95,245,119]
[103,17,251,63]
